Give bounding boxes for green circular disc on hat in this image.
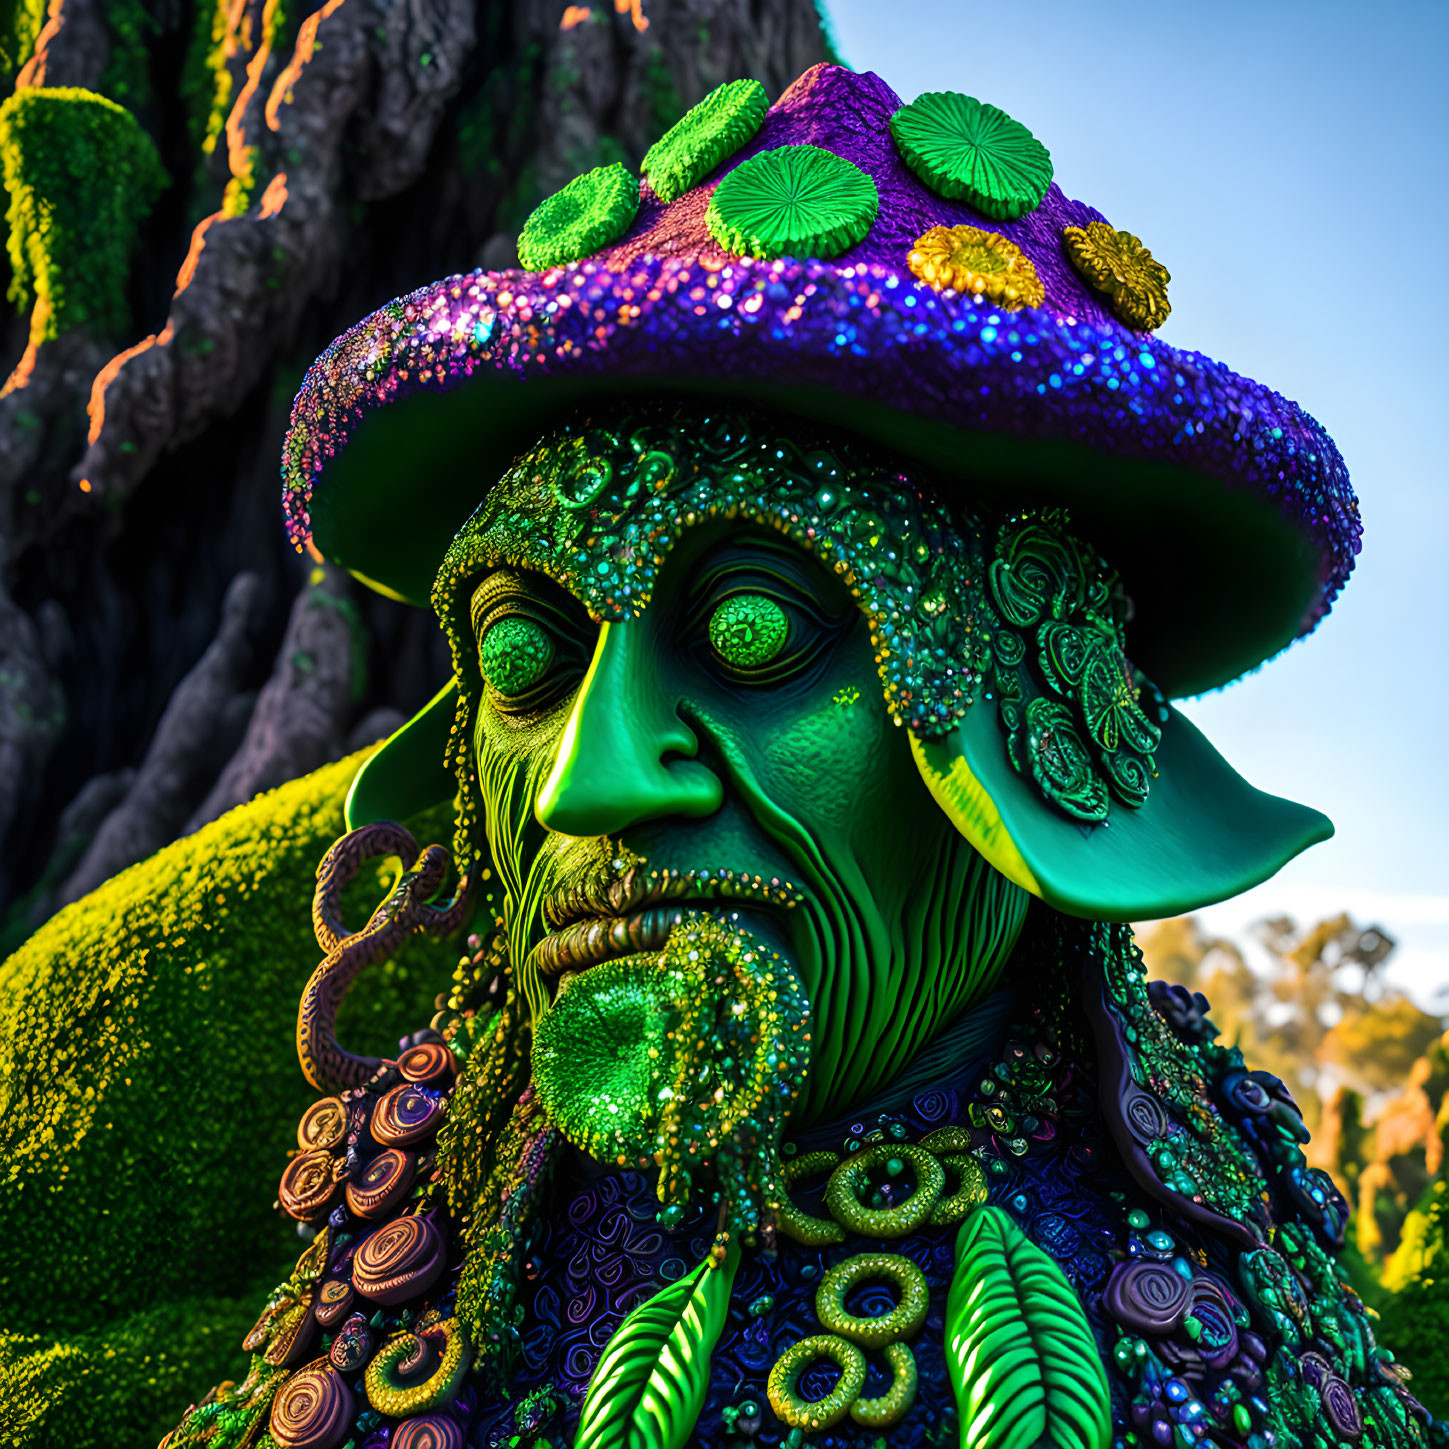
[706,144,879,260]
[644,77,769,202]
[890,91,1053,221]
[517,161,640,270]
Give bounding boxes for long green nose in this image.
[534,621,724,837]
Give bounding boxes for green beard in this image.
[530,914,811,1226]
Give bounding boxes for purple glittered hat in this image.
[282,64,1357,698]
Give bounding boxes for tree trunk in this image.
[0,0,833,942]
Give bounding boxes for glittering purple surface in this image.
[281,65,1359,651]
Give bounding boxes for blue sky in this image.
[828,0,1449,1005]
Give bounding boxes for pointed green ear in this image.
[345,679,460,831]
[910,702,1331,921]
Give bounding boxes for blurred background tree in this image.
[1140,912,1449,1411]
[0,0,837,956]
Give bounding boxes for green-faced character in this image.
[349,399,1328,1216]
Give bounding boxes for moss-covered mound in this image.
[0,750,460,1447]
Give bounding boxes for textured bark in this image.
[186,563,362,831]
[0,0,831,930]
[56,571,264,905]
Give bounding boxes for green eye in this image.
[479,616,555,696]
[708,594,788,669]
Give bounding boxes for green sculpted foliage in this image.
[945,1206,1111,1449]
[577,1238,741,1449]
[642,78,768,202]
[0,751,454,1447]
[0,86,167,343]
[890,91,1053,222]
[705,144,878,260]
[517,161,639,270]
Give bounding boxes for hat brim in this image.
[297,256,1353,699]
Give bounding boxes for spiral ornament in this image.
[824,1145,944,1237]
[1102,1260,1191,1335]
[261,1296,319,1368]
[352,1214,445,1305]
[329,1312,378,1374]
[768,1335,867,1431]
[346,1148,417,1219]
[774,1151,846,1246]
[279,1150,343,1221]
[392,1416,467,1449]
[1122,1088,1168,1146]
[314,1278,356,1328]
[815,1254,929,1349]
[297,1097,347,1152]
[849,1342,918,1428]
[301,824,472,1092]
[1321,1375,1365,1440]
[268,1358,354,1449]
[372,1084,446,1147]
[399,1041,456,1086]
[365,1318,472,1416]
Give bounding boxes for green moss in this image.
[1377,1184,1449,1416]
[98,0,156,112]
[179,0,231,156]
[0,1294,267,1448]
[0,750,461,1445]
[0,87,167,342]
[0,0,46,82]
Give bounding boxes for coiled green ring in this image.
[767,1334,867,1431]
[930,1153,990,1226]
[823,1143,944,1237]
[774,1151,846,1246]
[815,1252,929,1348]
[850,1342,919,1428]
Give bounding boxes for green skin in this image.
[467,473,1029,1135]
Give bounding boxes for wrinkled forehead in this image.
[433,402,988,733]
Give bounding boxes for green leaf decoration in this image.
[890,92,1053,221]
[517,162,639,271]
[706,144,878,261]
[644,78,769,203]
[577,1238,741,1449]
[945,1207,1110,1449]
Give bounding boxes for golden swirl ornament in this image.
[262,1293,319,1368]
[365,1317,472,1416]
[314,1277,356,1328]
[279,1149,344,1222]
[297,1096,347,1152]
[269,1357,354,1449]
[398,1041,456,1086]
[372,1083,446,1147]
[352,1213,445,1305]
[1061,220,1170,330]
[346,1147,418,1219]
[907,225,1045,309]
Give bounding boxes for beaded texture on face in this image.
[430,403,1163,884]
